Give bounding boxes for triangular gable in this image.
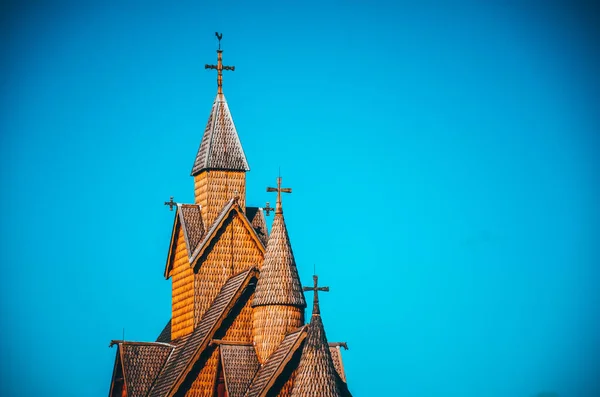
[108,341,174,397]
[164,204,205,279]
[149,267,258,397]
[220,344,260,397]
[244,326,307,397]
[190,199,265,271]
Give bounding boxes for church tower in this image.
[108,34,352,397]
[191,43,249,226]
[252,177,306,363]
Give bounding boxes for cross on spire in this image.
[205,32,235,95]
[263,202,274,216]
[266,177,292,215]
[164,196,177,211]
[303,275,329,315]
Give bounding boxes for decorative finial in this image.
[303,274,329,315]
[164,196,177,211]
[205,32,235,95]
[263,202,274,216]
[266,176,292,215]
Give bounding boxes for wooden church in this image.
[108,35,352,397]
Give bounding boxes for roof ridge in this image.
[148,267,258,397]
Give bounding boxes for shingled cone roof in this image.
[191,94,249,175]
[251,197,306,308]
[290,281,346,397]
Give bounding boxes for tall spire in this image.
[252,176,306,362]
[290,278,343,397]
[191,33,249,176]
[253,177,304,307]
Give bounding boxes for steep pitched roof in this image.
[329,345,347,383]
[190,198,265,271]
[113,342,175,397]
[164,204,205,278]
[220,345,260,397]
[156,320,172,343]
[252,211,306,308]
[290,315,343,397]
[191,94,249,175]
[245,326,307,397]
[246,207,268,246]
[149,267,258,397]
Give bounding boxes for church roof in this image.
[252,211,306,308]
[191,94,249,175]
[190,198,265,271]
[149,267,258,397]
[113,342,175,397]
[245,326,308,397]
[164,199,265,279]
[220,345,260,397]
[290,315,344,397]
[156,320,172,343]
[246,207,268,246]
[179,204,204,254]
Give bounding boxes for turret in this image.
[252,177,306,363]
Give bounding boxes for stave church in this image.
[107,35,353,397]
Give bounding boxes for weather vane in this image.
[215,32,223,50]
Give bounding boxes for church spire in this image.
[192,34,249,224]
[252,176,306,363]
[290,277,343,397]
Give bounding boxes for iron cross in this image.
[303,275,329,315]
[263,202,274,216]
[266,177,291,214]
[164,196,177,211]
[205,32,235,95]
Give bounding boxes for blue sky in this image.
[1,1,599,396]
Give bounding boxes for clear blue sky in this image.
[1,1,599,396]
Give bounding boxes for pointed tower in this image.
[290,276,344,397]
[252,177,306,363]
[192,36,249,226]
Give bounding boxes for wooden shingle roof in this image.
[245,326,307,397]
[290,315,344,397]
[220,345,260,397]
[116,342,175,397]
[149,267,258,397]
[190,199,265,271]
[252,212,306,308]
[191,94,249,175]
[246,207,268,246]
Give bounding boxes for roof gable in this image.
[164,204,205,279]
[191,94,249,175]
[190,199,265,271]
[149,267,258,397]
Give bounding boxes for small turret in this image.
[252,177,306,363]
